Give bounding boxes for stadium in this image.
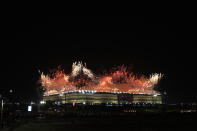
[40,62,163,105]
[43,92,162,105]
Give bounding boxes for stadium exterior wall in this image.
[43,92,162,104]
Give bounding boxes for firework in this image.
[40,62,163,95]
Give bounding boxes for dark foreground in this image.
[11,112,196,131]
[1,104,197,131]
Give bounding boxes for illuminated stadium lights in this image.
[40,100,46,104]
[43,92,162,104]
[59,93,64,96]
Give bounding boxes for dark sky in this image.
[1,15,196,103]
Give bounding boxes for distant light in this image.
[57,101,61,105]
[28,105,32,112]
[153,94,157,97]
[40,101,46,104]
[59,93,64,96]
[10,89,13,93]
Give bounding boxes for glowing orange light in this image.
[40,62,163,95]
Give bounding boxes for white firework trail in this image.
[71,61,95,79]
[71,61,83,77]
[149,73,163,85]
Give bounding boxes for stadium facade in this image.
[43,92,162,104]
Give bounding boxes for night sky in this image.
[1,16,196,103]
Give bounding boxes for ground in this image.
[13,113,196,131]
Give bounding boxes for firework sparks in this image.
[40,62,163,95]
